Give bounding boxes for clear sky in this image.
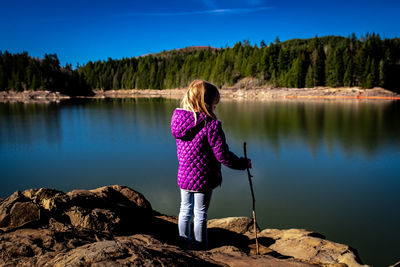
[1,0,399,66]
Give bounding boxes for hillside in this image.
[78,34,400,92]
[1,34,400,95]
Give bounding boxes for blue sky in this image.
[1,0,399,66]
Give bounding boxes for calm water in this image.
[1,98,399,266]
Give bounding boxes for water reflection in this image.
[218,100,400,157]
[1,98,399,267]
[2,99,399,156]
[0,98,181,200]
[0,103,62,149]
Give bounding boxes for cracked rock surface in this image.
[0,185,370,266]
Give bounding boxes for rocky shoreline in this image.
[92,87,400,101]
[1,86,399,103]
[0,185,372,266]
[0,90,70,103]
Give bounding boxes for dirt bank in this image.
[1,87,399,103]
[92,87,400,101]
[0,90,70,103]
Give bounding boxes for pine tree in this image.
[313,43,326,86]
[287,56,305,88]
[3,34,395,93]
[0,65,6,90]
[325,47,344,87]
[365,59,377,88]
[305,65,314,88]
[379,59,387,88]
[343,61,353,87]
[270,70,278,87]
[278,49,289,75]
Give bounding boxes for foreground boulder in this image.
[0,185,152,233]
[0,191,41,230]
[0,186,371,266]
[208,217,368,267]
[260,228,365,267]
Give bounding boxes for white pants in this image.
[178,189,213,246]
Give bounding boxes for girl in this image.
[171,79,251,249]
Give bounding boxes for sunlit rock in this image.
[0,185,369,266]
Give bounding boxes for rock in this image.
[208,217,259,235]
[260,228,367,267]
[207,217,251,250]
[0,228,112,266]
[208,245,316,267]
[48,218,71,232]
[390,261,400,267]
[22,188,69,212]
[0,191,41,231]
[3,185,153,234]
[208,218,367,266]
[66,185,151,213]
[65,207,120,232]
[0,229,57,264]
[207,217,280,255]
[0,90,70,103]
[65,185,153,233]
[44,234,219,267]
[105,185,152,210]
[9,202,41,229]
[0,186,370,266]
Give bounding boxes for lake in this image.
[1,98,399,266]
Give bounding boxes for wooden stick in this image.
[243,142,259,255]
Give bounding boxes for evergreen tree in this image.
[343,59,355,87]
[278,49,289,75]
[305,65,314,88]
[270,70,278,87]
[2,34,399,93]
[0,65,6,90]
[313,42,326,86]
[325,47,345,87]
[379,58,387,88]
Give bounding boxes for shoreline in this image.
[91,86,400,101]
[0,90,70,103]
[1,87,399,103]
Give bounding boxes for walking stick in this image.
[243,142,259,255]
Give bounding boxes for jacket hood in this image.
[171,109,208,140]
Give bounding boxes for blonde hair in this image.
[181,79,220,122]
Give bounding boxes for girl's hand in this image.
[247,159,252,169]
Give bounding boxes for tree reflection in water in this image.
[1,98,399,267]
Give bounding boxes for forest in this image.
[0,53,92,96]
[1,34,400,95]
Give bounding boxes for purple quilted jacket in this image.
[171,109,247,191]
